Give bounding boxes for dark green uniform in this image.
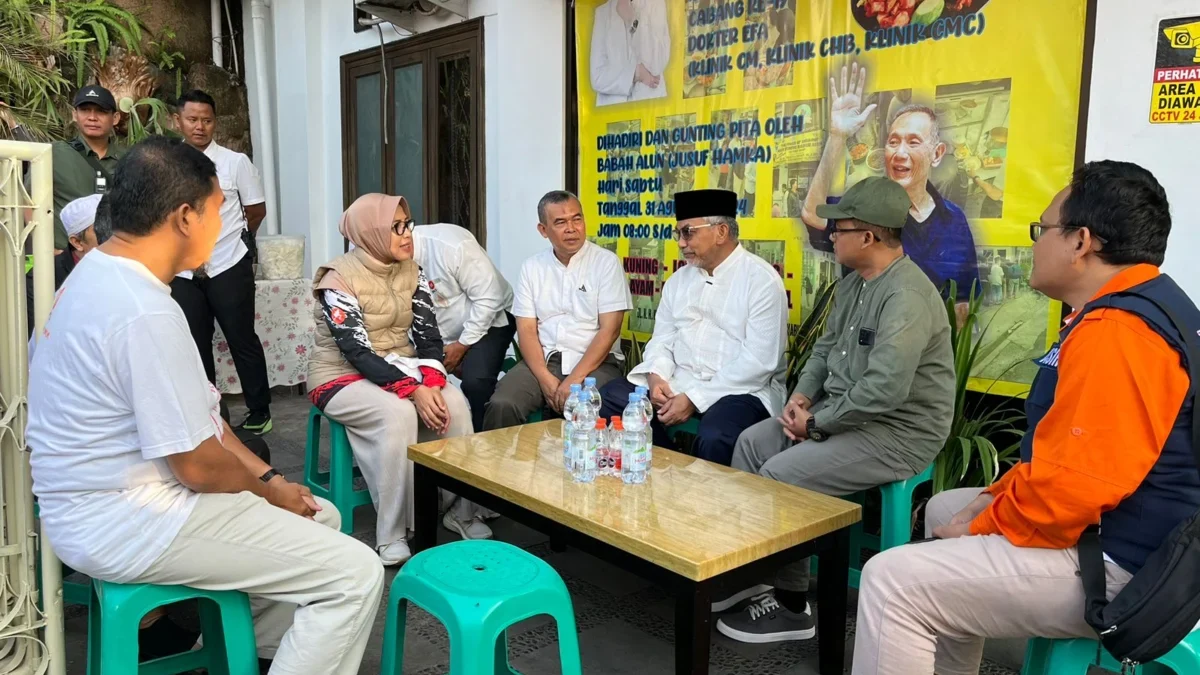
[51,136,126,249]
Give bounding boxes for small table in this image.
[408,421,861,675]
[213,278,315,395]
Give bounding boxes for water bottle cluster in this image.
[562,380,654,484]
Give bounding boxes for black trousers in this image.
[458,313,517,432]
[170,252,271,415]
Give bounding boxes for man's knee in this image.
[459,375,496,403]
[333,537,386,606]
[313,497,342,531]
[858,544,908,605]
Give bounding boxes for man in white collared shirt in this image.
[413,223,516,432]
[599,189,788,465]
[170,89,272,435]
[483,191,632,429]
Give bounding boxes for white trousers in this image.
[132,492,384,675]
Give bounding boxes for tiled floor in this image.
[58,390,1022,674]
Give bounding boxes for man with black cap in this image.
[716,176,954,644]
[599,188,788,466]
[51,85,126,252]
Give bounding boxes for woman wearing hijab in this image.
[307,193,489,566]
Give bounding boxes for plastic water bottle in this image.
[632,391,654,464]
[635,387,654,426]
[562,383,583,470]
[583,377,603,414]
[570,408,599,483]
[622,394,649,484]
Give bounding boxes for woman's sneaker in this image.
[378,540,412,566]
[442,511,493,540]
[715,592,814,644]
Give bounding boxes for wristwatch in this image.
[805,417,828,442]
[259,468,283,483]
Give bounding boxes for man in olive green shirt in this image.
[51,86,126,250]
[716,177,955,644]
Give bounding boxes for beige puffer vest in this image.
[308,248,419,389]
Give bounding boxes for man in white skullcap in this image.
[26,193,105,337]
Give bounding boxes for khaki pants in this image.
[851,487,1132,675]
[482,353,623,430]
[323,379,474,546]
[132,491,384,675]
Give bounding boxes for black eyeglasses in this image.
[1029,222,1108,245]
[392,219,415,236]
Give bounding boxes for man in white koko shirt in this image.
[600,188,788,466]
[27,137,382,675]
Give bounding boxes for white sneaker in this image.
[478,507,501,521]
[711,583,774,613]
[442,511,493,540]
[378,541,412,566]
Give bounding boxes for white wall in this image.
[1085,0,1200,300]
[244,0,565,282]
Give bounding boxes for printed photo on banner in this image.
[574,0,1090,395]
[589,0,671,107]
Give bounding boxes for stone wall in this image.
[110,0,253,156]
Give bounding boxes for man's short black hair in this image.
[1061,160,1171,266]
[93,193,113,244]
[177,89,217,115]
[537,190,580,224]
[109,136,219,237]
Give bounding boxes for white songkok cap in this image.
[61,193,102,238]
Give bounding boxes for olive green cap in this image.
[816,176,911,229]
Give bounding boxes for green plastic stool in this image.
[812,462,935,588]
[304,406,373,534]
[87,580,257,675]
[1023,633,1200,674]
[381,540,582,675]
[666,417,700,441]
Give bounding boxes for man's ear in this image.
[68,235,83,253]
[536,222,549,240]
[930,140,947,168]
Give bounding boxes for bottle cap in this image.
[635,385,648,394]
[570,383,582,391]
[628,392,639,403]
[584,377,597,386]
[612,416,624,430]
[594,418,606,430]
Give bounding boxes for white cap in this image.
[61,194,102,238]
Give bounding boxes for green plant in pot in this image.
[931,280,1026,494]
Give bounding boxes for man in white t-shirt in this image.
[171,89,273,435]
[413,223,515,432]
[482,190,632,429]
[27,136,383,675]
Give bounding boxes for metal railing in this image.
[0,139,65,675]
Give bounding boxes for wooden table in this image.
[408,421,861,675]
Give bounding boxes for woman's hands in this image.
[412,385,451,435]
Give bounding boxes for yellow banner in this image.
[577,0,1090,396]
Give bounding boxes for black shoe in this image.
[239,410,273,435]
[138,617,200,662]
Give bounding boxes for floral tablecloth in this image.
[213,278,315,395]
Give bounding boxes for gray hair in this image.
[537,190,580,224]
[889,104,941,144]
[706,215,739,239]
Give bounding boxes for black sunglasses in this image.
[392,219,415,236]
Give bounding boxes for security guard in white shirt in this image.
[600,189,788,465]
[412,223,515,432]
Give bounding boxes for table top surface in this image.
[409,421,862,581]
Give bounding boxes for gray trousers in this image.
[482,352,623,430]
[731,417,926,592]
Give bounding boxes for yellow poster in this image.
[1150,16,1200,124]
[577,0,1090,396]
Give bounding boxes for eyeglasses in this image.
[392,219,415,236]
[673,223,714,241]
[1029,222,1108,245]
[828,227,874,241]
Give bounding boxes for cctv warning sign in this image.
[1151,16,1200,124]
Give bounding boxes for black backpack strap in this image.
[70,138,114,183]
[1077,279,1200,633]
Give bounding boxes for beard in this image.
[192,263,210,279]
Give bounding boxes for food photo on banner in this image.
[577,0,1090,396]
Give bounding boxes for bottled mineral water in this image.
[570,409,600,483]
[562,383,583,470]
[583,376,603,414]
[635,386,654,426]
[632,391,654,464]
[622,393,650,484]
